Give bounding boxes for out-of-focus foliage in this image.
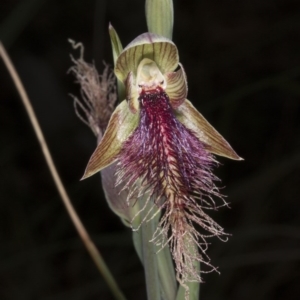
[0,0,299,299]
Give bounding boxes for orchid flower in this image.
[81,30,242,291]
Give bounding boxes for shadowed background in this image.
[0,0,299,299]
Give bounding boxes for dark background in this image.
[1,0,300,299]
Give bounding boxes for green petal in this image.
[108,23,125,101]
[115,33,178,83]
[82,100,139,179]
[165,63,187,108]
[108,23,123,66]
[145,0,174,40]
[175,100,243,160]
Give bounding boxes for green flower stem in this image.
[156,241,177,300]
[132,199,177,300]
[141,215,161,300]
[145,0,174,39]
[132,198,160,300]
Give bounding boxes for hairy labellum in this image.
[116,87,227,281]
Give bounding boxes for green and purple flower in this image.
[82,31,242,288]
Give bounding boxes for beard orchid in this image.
[82,32,242,287]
